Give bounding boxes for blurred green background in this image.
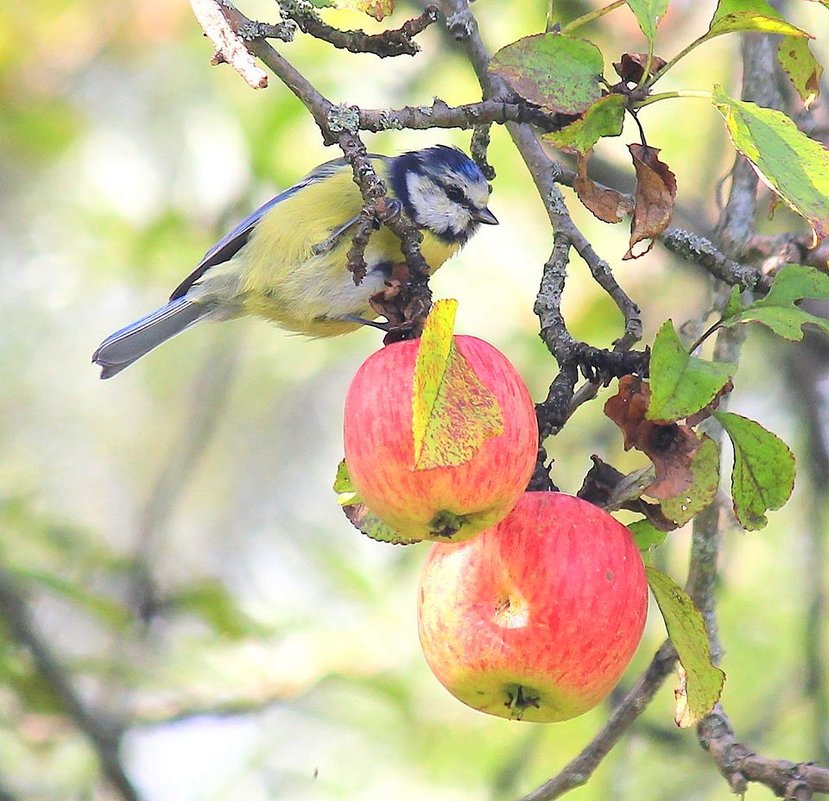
[1,0,827,798]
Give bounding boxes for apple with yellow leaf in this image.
[342,302,538,543]
[417,492,648,721]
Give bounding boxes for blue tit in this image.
[92,145,498,379]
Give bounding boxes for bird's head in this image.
[389,145,498,244]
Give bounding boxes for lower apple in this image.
[417,492,648,722]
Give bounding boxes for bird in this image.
[92,145,498,379]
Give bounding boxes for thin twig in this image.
[276,1,439,57]
[189,0,270,88]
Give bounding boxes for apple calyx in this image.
[505,685,541,719]
[428,510,469,538]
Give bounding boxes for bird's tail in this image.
[92,298,210,379]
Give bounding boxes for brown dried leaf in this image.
[604,376,702,499]
[613,52,668,84]
[574,153,635,223]
[604,375,651,449]
[577,455,627,506]
[625,143,677,259]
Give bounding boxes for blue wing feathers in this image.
[170,159,350,301]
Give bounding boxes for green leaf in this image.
[625,0,669,43]
[712,87,829,239]
[333,459,361,506]
[412,300,504,471]
[660,436,721,526]
[628,519,668,551]
[646,566,725,727]
[543,94,626,154]
[778,36,822,109]
[489,33,604,116]
[708,0,812,38]
[714,411,796,530]
[647,320,735,422]
[171,579,268,639]
[342,502,420,545]
[722,264,829,341]
[722,285,745,321]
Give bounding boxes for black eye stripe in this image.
[437,180,473,209]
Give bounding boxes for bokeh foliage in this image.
[1,0,827,799]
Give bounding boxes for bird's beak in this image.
[473,207,499,225]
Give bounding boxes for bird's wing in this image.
[169,157,351,301]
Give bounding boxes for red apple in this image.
[417,492,648,721]
[343,335,537,543]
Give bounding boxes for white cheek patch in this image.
[406,172,471,236]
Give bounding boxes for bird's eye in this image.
[445,185,465,204]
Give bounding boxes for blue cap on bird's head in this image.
[417,144,487,182]
[395,145,486,183]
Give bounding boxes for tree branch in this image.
[688,21,829,800]
[661,228,771,293]
[357,98,563,133]
[0,568,142,801]
[515,642,678,801]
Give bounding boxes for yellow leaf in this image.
[411,300,504,471]
[343,0,394,20]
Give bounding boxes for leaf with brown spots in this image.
[489,33,605,116]
[624,144,677,259]
[412,300,504,471]
[574,153,635,223]
[778,36,822,108]
[604,376,703,499]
